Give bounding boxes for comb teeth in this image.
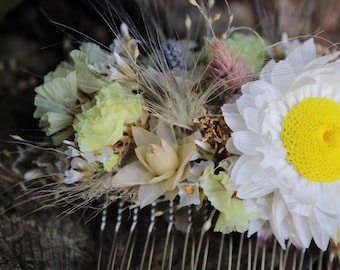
[97,201,338,269]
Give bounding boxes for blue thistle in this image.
[160,39,186,69]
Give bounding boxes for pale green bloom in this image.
[34,43,110,145]
[73,81,142,153]
[70,43,107,93]
[104,153,120,171]
[34,70,78,119]
[214,197,255,234]
[34,70,78,145]
[40,112,74,136]
[225,33,267,74]
[44,61,73,82]
[201,163,255,233]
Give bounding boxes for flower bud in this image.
[145,139,179,175]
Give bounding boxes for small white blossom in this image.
[178,182,200,206]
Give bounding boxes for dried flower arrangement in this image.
[10,0,340,265]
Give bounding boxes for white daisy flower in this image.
[222,39,340,250]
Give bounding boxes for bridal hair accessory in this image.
[16,0,340,263]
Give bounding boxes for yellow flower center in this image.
[94,151,103,157]
[281,98,340,182]
[184,186,195,194]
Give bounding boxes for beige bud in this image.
[145,139,179,175]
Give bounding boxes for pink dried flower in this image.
[209,40,252,95]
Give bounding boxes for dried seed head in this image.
[209,39,252,95]
[160,39,186,70]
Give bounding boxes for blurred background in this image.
[0,0,339,269]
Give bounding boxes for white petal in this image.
[291,203,312,217]
[309,213,332,251]
[313,208,337,239]
[221,102,238,114]
[222,103,247,131]
[236,168,275,198]
[224,112,247,132]
[132,126,160,146]
[312,230,330,251]
[243,107,260,133]
[291,181,320,205]
[256,222,274,246]
[237,178,274,198]
[252,81,281,108]
[257,144,287,171]
[232,131,262,155]
[226,137,242,155]
[64,169,84,184]
[270,192,289,247]
[285,38,316,74]
[247,219,266,238]
[232,156,275,198]
[237,93,256,113]
[246,197,272,219]
[260,60,276,83]
[292,214,312,249]
[270,61,295,92]
[138,184,164,207]
[112,161,154,186]
[231,155,256,185]
[156,121,178,146]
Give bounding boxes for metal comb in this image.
[96,200,338,269]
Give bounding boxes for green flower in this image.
[201,163,256,233]
[43,61,73,82]
[33,43,109,145]
[73,81,142,152]
[34,69,78,145]
[70,43,108,94]
[225,33,267,74]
